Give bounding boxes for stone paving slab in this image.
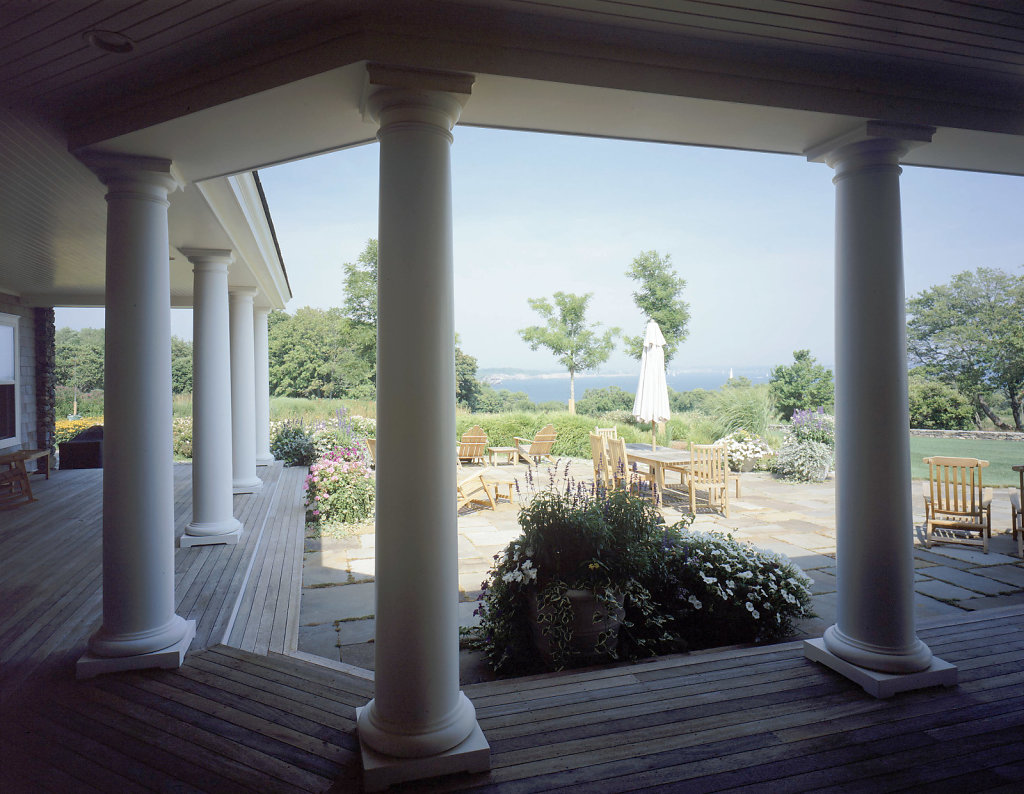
[742,539,835,570]
[348,558,374,578]
[957,591,1024,611]
[914,578,979,602]
[302,581,375,624]
[918,544,1019,567]
[913,593,968,619]
[298,624,341,661]
[921,566,1017,595]
[336,617,376,645]
[979,565,1024,587]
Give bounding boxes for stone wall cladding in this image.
[35,307,56,471]
[910,429,1023,442]
[0,292,37,450]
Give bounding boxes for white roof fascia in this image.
[195,173,291,309]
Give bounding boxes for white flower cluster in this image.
[719,430,774,471]
[501,557,538,585]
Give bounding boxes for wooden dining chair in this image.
[1011,464,1023,558]
[589,433,611,490]
[686,443,732,517]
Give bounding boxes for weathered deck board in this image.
[3,465,1024,792]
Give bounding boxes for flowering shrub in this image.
[791,407,835,447]
[271,422,316,467]
[647,529,814,647]
[303,451,375,527]
[718,429,774,471]
[54,417,103,446]
[172,417,193,459]
[772,438,833,482]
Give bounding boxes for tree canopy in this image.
[55,327,105,393]
[769,349,834,420]
[906,267,1024,431]
[624,250,690,363]
[342,238,379,327]
[518,291,620,413]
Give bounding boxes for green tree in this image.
[907,370,974,430]
[55,327,105,392]
[624,250,690,363]
[907,268,1024,431]
[170,336,193,394]
[268,307,374,398]
[769,349,834,420]
[575,385,635,416]
[518,291,620,414]
[342,238,378,326]
[456,347,482,409]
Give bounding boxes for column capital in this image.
[805,121,935,169]
[180,248,234,271]
[77,151,183,195]
[229,287,258,301]
[362,64,473,133]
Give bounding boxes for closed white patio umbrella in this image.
[632,320,671,450]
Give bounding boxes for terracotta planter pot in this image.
[527,587,625,665]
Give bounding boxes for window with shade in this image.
[0,314,17,446]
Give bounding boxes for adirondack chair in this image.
[685,443,733,517]
[922,456,993,552]
[457,425,488,465]
[1012,465,1023,558]
[514,424,557,465]
[457,467,497,511]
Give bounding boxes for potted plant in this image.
[471,479,677,673]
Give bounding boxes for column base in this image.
[256,454,274,467]
[804,638,957,698]
[232,478,263,495]
[356,704,490,792]
[77,620,195,679]
[180,527,242,547]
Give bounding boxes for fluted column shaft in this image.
[253,306,274,465]
[229,288,262,493]
[182,249,242,545]
[76,154,194,676]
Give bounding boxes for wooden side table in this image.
[487,446,517,466]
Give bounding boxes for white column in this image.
[253,306,274,465]
[181,249,242,547]
[355,67,489,791]
[803,124,956,698]
[229,288,262,494]
[75,153,195,678]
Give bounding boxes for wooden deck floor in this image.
[2,465,1023,792]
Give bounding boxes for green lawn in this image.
[909,436,1023,486]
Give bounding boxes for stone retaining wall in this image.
[909,428,1022,442]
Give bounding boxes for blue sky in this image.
[58,127,1023,374]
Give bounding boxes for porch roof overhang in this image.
[1,1,1021,308]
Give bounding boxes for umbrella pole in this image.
[651,420,656,451]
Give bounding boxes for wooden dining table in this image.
[625,443,691,505]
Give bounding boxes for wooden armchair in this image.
[589,432,611,490]
[922,456,993,552]
[457,425,488,465]
[606,437,656,497]
[1010,464,1022,558]
[514,424,557,465]
[685,443,733,517]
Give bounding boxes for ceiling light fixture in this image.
[83,29,135,54]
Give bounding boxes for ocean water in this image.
[486,368,770,405]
